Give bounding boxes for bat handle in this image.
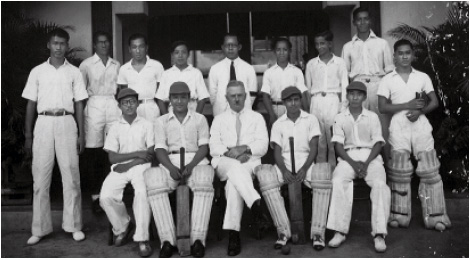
[180,147,186,185]
[289,137,296,175]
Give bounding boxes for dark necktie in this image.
[230,61,236,81]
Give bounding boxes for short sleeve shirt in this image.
[377,68,434,116]
[155,65,209,101]
[104,116,155,156]
[270,110,321,155]
[260,63,307,101]
[117,56,164,99]
[305,55,349,96]
[331,108,384,149]
[154,111,210,153]
[79,53,120,96]
[22,58,88,113]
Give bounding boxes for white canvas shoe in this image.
[328,232,346,248]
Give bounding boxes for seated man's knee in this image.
[143,167,170,195]
[311,162,333,189]
[254,164,280,192]
[189,165,214,191]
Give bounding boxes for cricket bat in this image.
[177,147,191,256]
[288,137,306,244]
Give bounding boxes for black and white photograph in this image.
[1,1,468,258]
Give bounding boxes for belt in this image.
[39,110,73,116]
[271,100,284,105]
[354,75,383,83]
[345,147,369,152]
[311,92,339,97]
[168,150,195,154]
[139,99,155,104]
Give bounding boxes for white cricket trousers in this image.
[100,163,151,242]
[31,115,82,236]
[326,148,391,237]
[215,157,261,231]
[84,95,120,148]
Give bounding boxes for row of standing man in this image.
[22,7,451,258]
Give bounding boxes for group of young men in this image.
[22,7,451,258]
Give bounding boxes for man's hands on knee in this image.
[296,167,307,182]
[169,165,182,181]
[225,145,248,159]
[282,169,296,184]
[181,162,196,178]
[135,151,153,162]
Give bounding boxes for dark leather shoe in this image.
[159,241,175,258]
[227,230,241,256]
[191,240,205,258]
[138,241,153,257]
[92,199,103,214]
[115,221,134,247]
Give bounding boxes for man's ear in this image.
[238,44,242,51]
[47,41,51,50]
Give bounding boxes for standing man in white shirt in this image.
[378,40,451,231]
[306,31,349,167]
[209,81,268,256]
[79,31,121,213]
[208,34,258,116]
[23,28,88,245]
[155,41,210,115]
[117,33,164,123]
[261,38,309,126]
[342,7,394,162]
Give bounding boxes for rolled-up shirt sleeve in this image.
[331,115,345,145]
[195,70,210,100]
[308,116,322,141]
[197,115,210,146]
[270,121,282,149]
[72,70,89,102]
[369,113,385,146]
[22,68,39,101]
[103,125,119,153]
[154,119,168,151]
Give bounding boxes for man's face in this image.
[394,44,413,68]
[118,96,139,115]
[353,11,371,34]
[47,36,69,59]
[94,35,110,57]
[314,36,332,56]
[169,93,189,113]
[225,85,246,113]
[275,41,290,64]
[284,95,302,114]
[222,36,241,60]
[346,90,366,108]
[129,38,148,62]
[172,44,189,67]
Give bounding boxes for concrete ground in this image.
[2,190,469,258]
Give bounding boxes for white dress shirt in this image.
[341,30,394,79]
[260,63,307,101]
[79,53,120,96]
[155,65,209,101]
[22,58,88,113]
[117,56,164,100]
[209,108,268,168]
[305,55,349,101]
[208,57,257,116]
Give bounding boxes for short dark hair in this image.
[314,31,334,42]
[128,33,147,46]
[47,28,70,42]
[352,7,370,20]
[93,31,111,45]
[223,33,240,44]
[272,37,292,50]
[393,39,414,52]
[170,40,190,53]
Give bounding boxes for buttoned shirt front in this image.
[79,53,120,96]
[210,108,268,167]
[104,116,154,163]
[377,68,434,117]
[208,57,257,115]
[341,30,394,79]
[22,58,88,113]
[154,111,209,153]
[305,55,349,101]
[270,110,321,157]
[155,65,209,102]
[260,63,307,101]
[331,108,384,150]
[117,56,164,100]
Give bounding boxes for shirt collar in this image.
[168,110,193,122]
[316,54,337,64]
[278,109,309,122]
[352,30,378,42]
[47,58,70,67]
[344,107,372,118]
[119,115,143,125]
[128,55,152,69]
[224,57,241,65]
[389,67,416,76]
[229,107,246,116]
[92,53,117,65]
[272,63,295,70]
[170,64,193,72]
